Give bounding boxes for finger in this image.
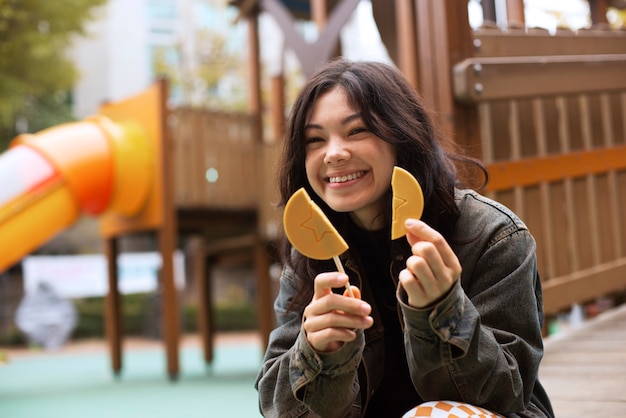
[405,254,438,294]
[303,310,373,334]
[304,292,371,319]
[306,327,357,353]
[343,286,362,300]
[398,268,427,308]
[313,272,350,300]
[405,219,461,272]
[407,241,446,284]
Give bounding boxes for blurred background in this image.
[1,0,626,416]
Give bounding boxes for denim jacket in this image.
[255,189,554,418]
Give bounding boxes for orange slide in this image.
[0,82,165,273]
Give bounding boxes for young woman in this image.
[255,58,554,418]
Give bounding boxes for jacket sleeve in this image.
[398,229,544,414]
[255,265,365,418]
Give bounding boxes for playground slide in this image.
[0,116,152,273]
[0,82,165,274]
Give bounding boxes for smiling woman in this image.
[255,58,554,418]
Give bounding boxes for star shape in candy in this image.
[301,206,336,244]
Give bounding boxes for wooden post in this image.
[414,0,481,176]
[190,236,213,363]
[271,74,286,143]
[415,1,474,135]
[589,0,610,25]
[104,236,122,376]
[247,13,262,124]
[443,0,480,154]
[255,238,274,350]
[311,0,341,57]
[481,0,497,24]
[395,0,418,88]
[371,0,398,63]
[157,78,180,381]
[311,0,329,28]
[506,0,526,28]
[246,8,275,350]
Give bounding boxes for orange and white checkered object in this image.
[402,400,504,418]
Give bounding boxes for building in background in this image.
[69,0,245,119]
[68,0,393,119]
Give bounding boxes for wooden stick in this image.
[333,255,355,298]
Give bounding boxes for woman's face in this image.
[304,86,396,230]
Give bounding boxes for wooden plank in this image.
[556,96,579,275]
[621,93,626,144]
[618,171,626,258]
[595,174,618,262]
[472,30,626,58]
[572,177,594,271]
[533,98,556,279]
[484,144,626,191]
[548,182,570,278]
[487,101,511,160]
[453,55,626,102]
[542,258,626,315]
[540,305,626,417]
[579,95,602,267]
[601,93,624,258]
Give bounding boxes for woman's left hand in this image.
[398,219,462,309]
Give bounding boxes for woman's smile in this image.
[327,170,366,185]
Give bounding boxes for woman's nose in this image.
[323,137,350,164]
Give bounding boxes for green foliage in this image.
[607,8,626,28]
[152,9,248,111]
[70,293,257,341]
[0,0,107,150]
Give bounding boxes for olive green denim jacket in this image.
[255,190,554,418]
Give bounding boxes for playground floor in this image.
[2,304,626,418]
[0,333,264,418]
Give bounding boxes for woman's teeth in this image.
[328,171,364,184]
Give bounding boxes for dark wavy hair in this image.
[277,58,486,303]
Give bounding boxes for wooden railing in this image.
[170,108,259,211]
[453,27,626,315]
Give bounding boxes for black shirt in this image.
[350,223,421,417]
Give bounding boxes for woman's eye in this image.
[349,127,368,136]
[305,136,323,146]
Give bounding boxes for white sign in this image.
[22,251,185,298]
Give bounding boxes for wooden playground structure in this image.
[96,0,626,378]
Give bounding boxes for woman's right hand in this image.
[302,272,373,353]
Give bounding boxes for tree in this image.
[152,2,248,111]
[0,0,107,150]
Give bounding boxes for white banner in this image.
[22,251,185,298]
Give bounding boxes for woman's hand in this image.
[303,272,373,353]
[398,219,462,309]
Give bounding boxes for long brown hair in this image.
[277,58,486,306]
